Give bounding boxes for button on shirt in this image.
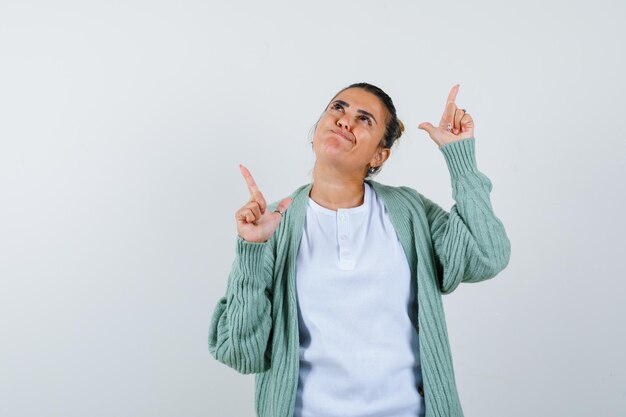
[294,182,425,417]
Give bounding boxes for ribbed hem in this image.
[236,235,269,275]
[439,137,478,179]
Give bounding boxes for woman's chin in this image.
[314,151,354,171]
[315,147,349,162]
[317,138,352,153]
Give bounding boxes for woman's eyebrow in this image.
[331,100,378,125]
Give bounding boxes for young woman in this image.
[209,82,511,417]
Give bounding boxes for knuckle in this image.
[249,202,261,212]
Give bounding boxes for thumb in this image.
[272,197,293,221]
[418,122,435,135]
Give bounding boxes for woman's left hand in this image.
[418,84,475,148]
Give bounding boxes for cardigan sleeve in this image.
[420,137,511,295]
[208,235,275,374]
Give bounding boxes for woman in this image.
[209,83,511,417]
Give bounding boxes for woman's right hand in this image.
[235,164,293,243]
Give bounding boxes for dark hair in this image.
[314,82,405,179]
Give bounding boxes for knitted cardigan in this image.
[208,137,511,417]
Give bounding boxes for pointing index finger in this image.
[446,84,460,104]
[240,164,261,196]
[239,164,267,212]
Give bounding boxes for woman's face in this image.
[312,87,390,175]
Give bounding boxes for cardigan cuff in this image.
[235,235,269,275]
[439,137,478,179]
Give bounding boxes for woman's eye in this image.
[330,103,370,125]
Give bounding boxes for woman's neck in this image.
[309,165,365,211]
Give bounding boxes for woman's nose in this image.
[336,114,351,130]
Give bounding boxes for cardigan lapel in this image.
[367,180,420,280]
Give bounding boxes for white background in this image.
[1,0,625,416]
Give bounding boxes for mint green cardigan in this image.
[209,137,511,417]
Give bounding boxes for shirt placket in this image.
[337,210,354,269]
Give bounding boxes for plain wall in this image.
[1,0,624,416]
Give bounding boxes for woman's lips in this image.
[331,129,353,142]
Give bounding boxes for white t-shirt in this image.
[294,182,425,417]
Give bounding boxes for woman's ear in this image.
[371,147,391,168]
